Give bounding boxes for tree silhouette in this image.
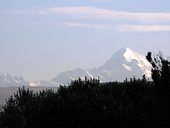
[146,52,170,84]
[146,52,170,125]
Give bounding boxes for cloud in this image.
[64,22,170,32]
[63,22,112,30]
[5,7,170,32]
[41,7,170,23]
[116,24,170,32]
[7,7,170,23]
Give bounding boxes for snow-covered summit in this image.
[52,48,152,84]
[123,48,151,77]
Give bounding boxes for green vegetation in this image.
[0,52,170,128]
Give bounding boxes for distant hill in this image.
[0,73,28,87]
[0,73,60,87]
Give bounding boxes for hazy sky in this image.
[0,0,170,81]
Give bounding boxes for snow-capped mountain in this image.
[0,73,27,87]
[51,48,152,84]
[0,48,152,87]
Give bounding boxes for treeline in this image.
[0,78,156,128]
[0,52,170,128]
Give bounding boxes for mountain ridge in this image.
[0,48,152,87]
[0,73,28,87]
[52,48,152,84]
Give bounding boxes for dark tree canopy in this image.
[0,78,156,128]
[146,51,170,86]
[146,52,170,125]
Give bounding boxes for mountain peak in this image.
[123,48,152,77]
[52,48,152,84]
[124,47,142,62]
[99,47,132,70]
[125,47,133,53]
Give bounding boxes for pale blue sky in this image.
[0,0,170,81]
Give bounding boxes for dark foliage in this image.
[0,78,156,128]
[146,52,170,126]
